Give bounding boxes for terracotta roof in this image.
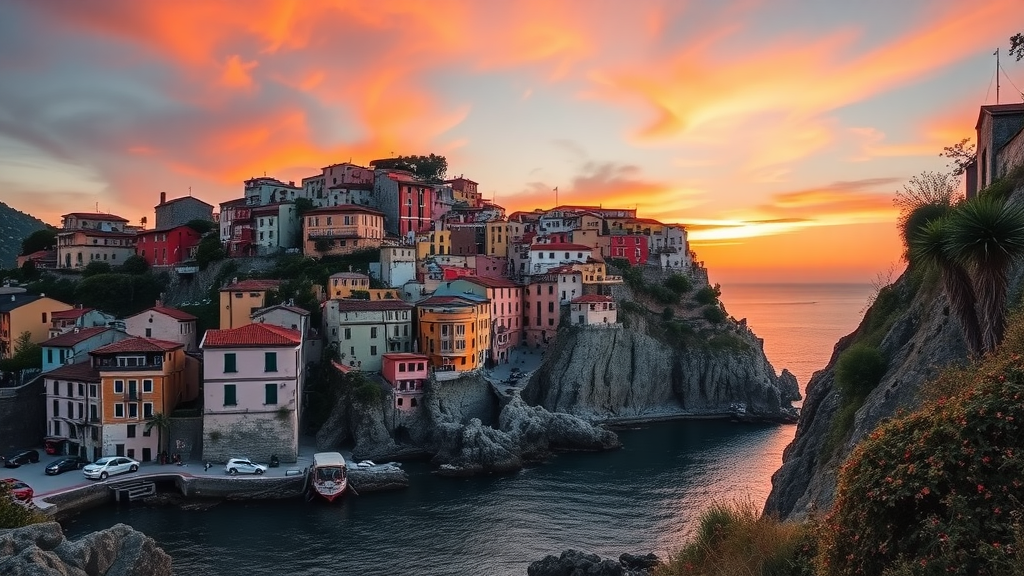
[460,276,520,289]
[43,362,101,383]
[51,308,92,320]
[382,353,429,361]
[132,306,197,322]
[548,266,582,274]
[571,295,614,304]
[57,229,136,238]
[529,242,593,251]
[62,212,129,222]
[252,304,309,317]
[43,327,111,347]
[220,279,282,292]
[91,336,182,355]
[305,204,385,216]
[329,272,370,280]
[137,224,202,236]
[331,299,413,312]
[202,323,301,348]
[417,295,485,307]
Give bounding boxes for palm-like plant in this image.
[145,412,172,460]
[910,218,984,356]
[944,196,1024,352]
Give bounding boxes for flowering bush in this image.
[819,355,1024,575]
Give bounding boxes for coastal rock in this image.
[348,465,410,492]
[499,391,621,460]
[527,549,660,576]
[0,522,172,576]
[315,390,404,461]
[524,321,795,421]
[429,418,523,475]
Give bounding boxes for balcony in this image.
[308,228,360,240]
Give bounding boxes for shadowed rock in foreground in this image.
[528,549,660,576]
[0,522,172,576]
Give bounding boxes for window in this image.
[47,349,53,364]
[344,328,351,340]
[143,379,153,393]
[53,399,59,417]
[265,383,278,405]
[370,345,378,356]
[52,381,58,396]
[114,380,124,394]
[89,384,97,398]
[115,403,125,418]
[224,384,237,406]
[371,327,378,338]
[127,424,136,438]
[78,383,84,397]
[143,402,153,418]
[224,353,237,373]
[128,403,138,418]
[42,312,47,323]
[145,328,152,337]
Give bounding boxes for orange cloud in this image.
[220,55,258,90]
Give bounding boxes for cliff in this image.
[0,522,172,576]
[522,316,800,421]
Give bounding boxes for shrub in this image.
[656,500,815,576]
[694,285,721,306]
[353,380,384,403]
[81,261,112,277]
[901,203,949,261]
[702,305,726,324]
[0,482,47,529]
[649,285,681,305]
[819,359,1024,576]
[834,344,886,398]
[119,255,150,275]
[661,307,674,321]
[664,273,692,294]
[707,333,749,353]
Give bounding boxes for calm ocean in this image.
[61,283,873,576]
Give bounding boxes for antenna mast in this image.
[996,48,1001,104]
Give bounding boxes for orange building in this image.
[0,293,73,359]
[219,278,283,329]
[416,295,491,373]
[90,337,193,463]
[303,205,385,257]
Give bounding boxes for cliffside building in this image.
[219,279,283,330]
[416,295,491,373]
[303,205,385,257]
[322,299,415,372]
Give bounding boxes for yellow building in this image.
[328,272,371,298]
[303,205,385,257]
[416,295,491,372]
[417,229,451,259]
[219,279,283,329]
[90,337,192,463]
[485,221,509,258]
[0,294,73,359]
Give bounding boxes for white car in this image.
[225,458,267,475]
[83,456,140,480]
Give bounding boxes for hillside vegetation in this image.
[0,201,49,268]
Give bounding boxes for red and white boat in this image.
[309,452,348,502]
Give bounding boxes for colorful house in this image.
[43,362,102,460]
[47,306,116,338]
[328,272,371,298]
[323,299,415,372]
[57,229,137,269]
[607,235,649,267]
[379,245,417,289]
[252,201,300,255]
[303,205,385,257]
[381,353,428,410]
[0,294,73,359]
[523,272,561,348]
[135,224,204,267]
[434,277,523,365]
[416,295,491,372]
[200,324,304,462]
[219,279,283,330]
[41,327,128,374]
[124,303,199,351]
[527,242,594,276]
[570,295,618,326]
[90,337,192,463]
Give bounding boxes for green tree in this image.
[0,481,47,528]
[18,260,38,282]
[195,235,226,270]
[1011,31,1023,61]
[835,343,887,397]
[294,197,315,216]
[81,261,112,277]
[941,139,976,177]
[186,219,216,234]
[144,412,171,458]
[314,239,332,253]
[120,255,150,275]
[0,331,42,374]
[370,154,448,182]
[19,228,57,256]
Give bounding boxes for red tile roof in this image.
[51,308,92,320]
[43,327,111,347]
[571,295,614,304]
[91,337,182,355]
[202,323,301,348]
[461,276,520,289]
[330,299,413,312]
[138,306,197,322]
[529,243,593,251]
[220,279,283,292]
[305,204,385,216]
[329,272,370,279]
[62,212,129,222]
[220,198,249,208]
[382,353,429,361]
[43,362,101,382]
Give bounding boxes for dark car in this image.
[45,456,91,475]
[1,449,40,468]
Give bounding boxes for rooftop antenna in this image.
[554,186,558,207]
[996,48,1001,104]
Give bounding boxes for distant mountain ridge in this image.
[0,201,50,268]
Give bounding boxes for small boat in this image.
[310,452,348,502]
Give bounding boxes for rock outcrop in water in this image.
[0,522,172,576]
[528,549,661,576]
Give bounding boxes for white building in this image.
[527,242,594,276]
[379,245,418,288]
[569,295,618,326]
[123,304,198,352]
[651,225,691,270]
[322,300,415,372]
[252,202,301,254]
[244,177,302,207]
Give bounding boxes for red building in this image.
[394,175,436,238]
[445,177,482,207]
[608,235,649,266]
[136,225,204,266]
[380,353,428,410]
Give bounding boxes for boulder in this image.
[0,522,172,576]
[527,549,659,576]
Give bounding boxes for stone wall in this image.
[430,373,499,426]
[155,197,214,229]
[168,416,203,461]
[997,127,1024,181]
[0,376,45,452]
[203,411,298,463]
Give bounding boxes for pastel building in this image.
[570,295,618,326]
[56,212,136,270]
[485,221,509,258]
[523,272,561,348]
[219,279,283,330]
[323,300,415,372]
[47,306,116,338]
[200,324,304,462]
[41,327,128,374]
[136,224,203,267]
[43,363,102,460]
[416,295,491,372]
[244,176,302,207]
[303,205,385,257]
[328,272,371,298]
[124,303,199,351]
[527,243,594,276]
[607,235,650,266]
[0,294,73,359]
[381,353,428,411]
[252,201,301,254]
[91,337,192,463]
[379,245,417,288]
[434,277,522,365]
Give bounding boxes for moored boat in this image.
[310,452,348,502]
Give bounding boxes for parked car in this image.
[82,457,139,480]
[2,478,33,502]
[1,449,40,468]
[43,437,70,455]
[224,458,267,475]
[45,456,91,476]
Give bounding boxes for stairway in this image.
[109,479,156,502]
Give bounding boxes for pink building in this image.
[570,295,618,326]
[381,353,428,410]
[607,235,649,266]
[475,255,508,279]
[523,272,561,348]
[200,323,304,462]
[124,302,199,351]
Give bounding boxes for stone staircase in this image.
[109,479,157,502]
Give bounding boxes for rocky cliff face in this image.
[0,522,172,576]
[763,264,974,520]
[523,321,800,421]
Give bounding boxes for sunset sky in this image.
[0,0,1021,283]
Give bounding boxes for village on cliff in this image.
[2,157,702,467]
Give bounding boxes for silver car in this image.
[82,456,139,480]
[225,458,267,475]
